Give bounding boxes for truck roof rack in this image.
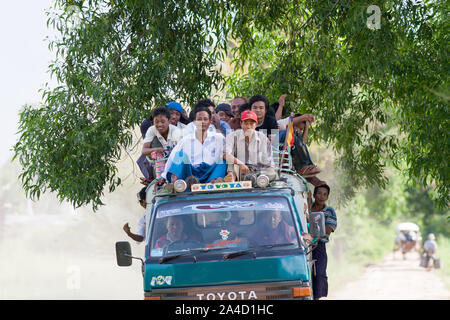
[145,147,309,198]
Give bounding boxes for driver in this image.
[155,215,197,248]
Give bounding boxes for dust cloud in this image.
[0,155,148,299]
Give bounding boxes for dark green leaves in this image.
[14,0,449,210]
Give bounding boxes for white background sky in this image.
[0,0,57,165]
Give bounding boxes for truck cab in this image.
[116,171,322,300]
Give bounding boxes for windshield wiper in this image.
[159,247,227,263]
[223,250,256,260]
[159,252,195,264]
[189,246,230,253]
[249,242,296,249]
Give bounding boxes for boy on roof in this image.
[224,110,277,182]
[141,107,182,180]
[141,107,182,158]
[166,101,189,130]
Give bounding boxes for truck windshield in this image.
[149,196,301,260]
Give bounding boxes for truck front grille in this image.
[146,280,310,300]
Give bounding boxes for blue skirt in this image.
[312,241,328,299]
[166,150,227,183]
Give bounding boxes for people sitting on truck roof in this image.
[137,116,155,186]
[309,184,337,300]
[162,105,227,185]
[249,210,296,246]
[250,94,278,138]
[166,101,189,130]
[228,96,249,130]
[279,113,326,187]
[183,99,231,136]
[123,187,147,243]
[141,107,183,180]
[223,110,277,182]
[216,103,233,123]
[271,93,316,131]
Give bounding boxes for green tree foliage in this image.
[13,0,449,210]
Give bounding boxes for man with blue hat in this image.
[166,101,188,130]
[216,103,233,123]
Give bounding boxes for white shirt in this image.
[143,124,182,150]
[137,214,146,238]
[277,117,290,130]
[162,129,225,179]
[176,122,186,130]
[225,129,274,168]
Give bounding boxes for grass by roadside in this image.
[436,236,450,290]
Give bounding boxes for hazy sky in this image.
[0,0,57,165]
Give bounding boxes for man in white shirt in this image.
[162,106,227,184]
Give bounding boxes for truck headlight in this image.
[173,179,187,192]
[256,174,270,188]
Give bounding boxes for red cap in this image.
[240,110,258,122]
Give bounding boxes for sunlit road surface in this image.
[326,252,450,300]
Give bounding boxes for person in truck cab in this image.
[155,215,201,249]
[223,110,277,182]
[250,210,295,246]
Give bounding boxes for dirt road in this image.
[326,252,450,300]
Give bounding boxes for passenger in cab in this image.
[162,106,227,185]
[250,210,295,246]
[155,215,200,249]
[309,184,337,300]
[224,110,277,182]
[166,101,189,130]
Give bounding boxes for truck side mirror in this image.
[309,211,326,240]
[116,241,132,267]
